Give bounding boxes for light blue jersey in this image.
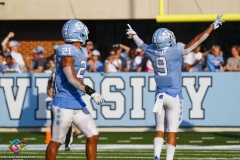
[52,44,87,109]
[140,42,185,98]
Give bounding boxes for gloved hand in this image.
[126,24,137,39]
[212,13,225,30]
[91,92,104,105]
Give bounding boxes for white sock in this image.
[166,143,176,160]
[154,137,164,159]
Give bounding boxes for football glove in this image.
[212,13,225,30]
[91,92,104,105]
[126,24,137,39]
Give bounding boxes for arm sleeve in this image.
[183,33,209,55]
[133,35,143,47]
[63,66,86,93]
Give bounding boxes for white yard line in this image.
[1,127,240,132]
[130,137,143,140]
[1,144,240,151]
[117,140,131,143]
[226,141,239,143]
[189,140,203,143]
[202,137,215,139]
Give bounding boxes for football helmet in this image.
[62,19,89,44]
[152,28,176,50]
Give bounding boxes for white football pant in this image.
[154,93,183,132]
[51,105,98,144]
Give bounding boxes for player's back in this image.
[141,43,184,96]
[54,44,86,100]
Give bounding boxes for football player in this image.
[45,19,104,160]
[126,14,224,160]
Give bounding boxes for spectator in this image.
[136,55,149,72]
[146,59,154,72]
[181,55,187,71]
[84,41,94,60]
[1,32,13,54]
[113,43,130,59]
[2,54,21,73]
[29,46,46,73]
[0,54,6,73]
[184,44,205,72]
[224,45,240,71]
[135,48,145,67]
[44,62,54,73]
[205,45,225,72]
[1,32,26,72]
[104,49,122,72]
[87,50,104,72]
[113,43,130,72]
[46,44,59,63]
[126,49,137,71]
[29,50,39,71]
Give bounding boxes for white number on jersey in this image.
[62,48,72,55]
[156,57,168,76]
[77,61,86,78]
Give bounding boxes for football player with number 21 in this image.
[45,19,104,160]
[126,14,224,160]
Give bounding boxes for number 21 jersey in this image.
[52,44,86,109]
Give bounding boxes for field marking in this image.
[189,140,203,143]
[202,137,215,139]
[24,137,37,140]
[99,137,108,140]
[117,140,131,143]
[130,137,143,140]
[1,144,240,151]
[226,141,239,143]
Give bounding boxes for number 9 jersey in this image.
[52,44,87,109]
[140,42,185,98]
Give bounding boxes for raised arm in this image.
[183,14,224,55]
[1,32,14,52]
[126,24,144,48]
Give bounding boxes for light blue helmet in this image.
[152,28,176,50]
[62,19,89,44]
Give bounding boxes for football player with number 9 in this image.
[126,14,224,160]
[45,19,104,160]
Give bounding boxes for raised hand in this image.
[126,24,137,39]
[212,13,225,30]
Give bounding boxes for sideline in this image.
[0,127,240,132]
[1,144,240,151]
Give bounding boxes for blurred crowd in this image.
[0,32,239,74]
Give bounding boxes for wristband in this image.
[85,85,96,96]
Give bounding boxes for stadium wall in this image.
[0,0,239,20]
[0,72,239,128]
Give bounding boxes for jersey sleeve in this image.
[176,42,185,55]
[140,43,149,53]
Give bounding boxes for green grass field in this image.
[0,132,240,159]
